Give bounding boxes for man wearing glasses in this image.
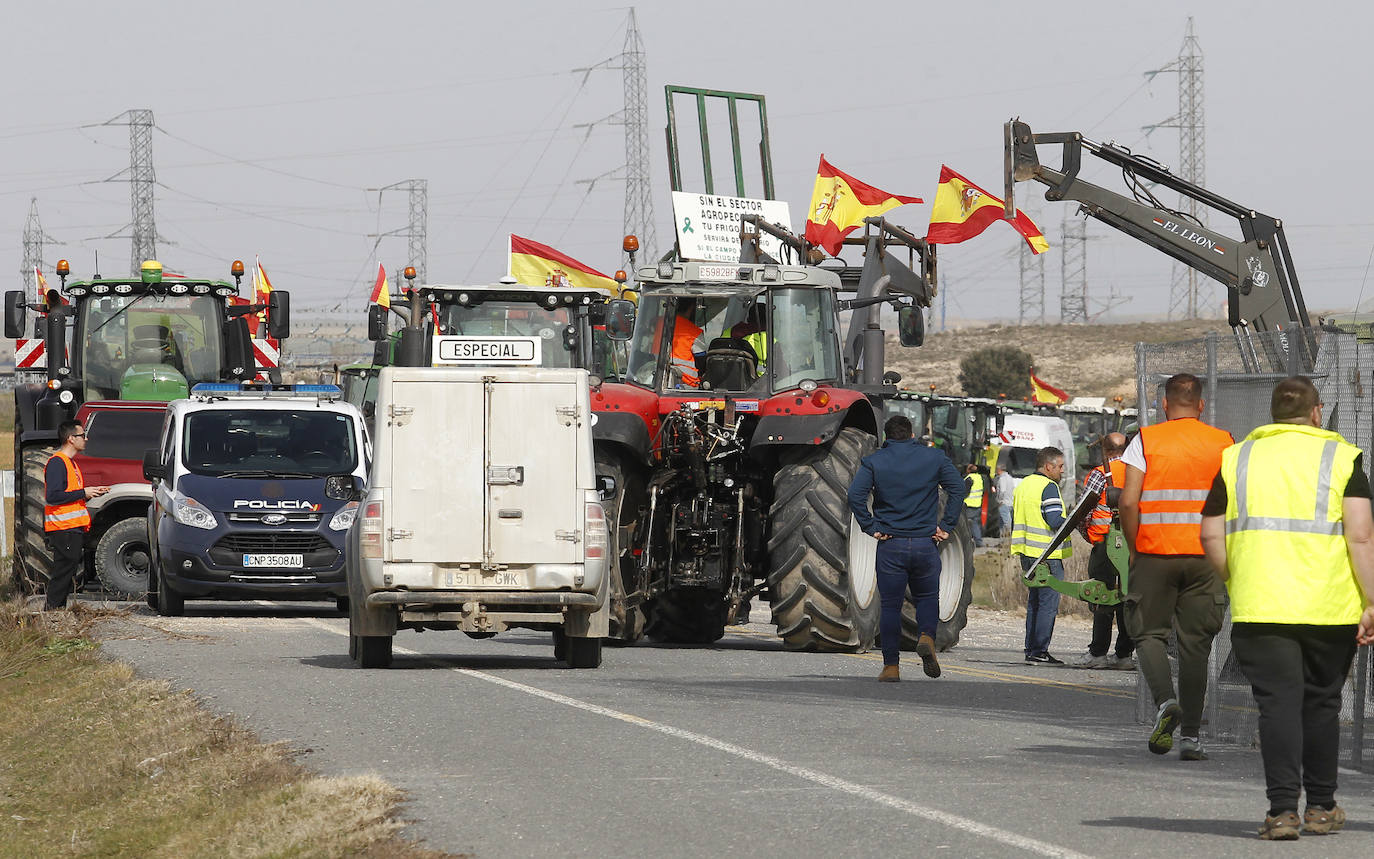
[42,421,110,610]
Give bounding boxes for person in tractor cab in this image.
[670,298,704,388]
[728,302,768,373]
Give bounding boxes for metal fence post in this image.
[1354,646,1369,770]
[1136,342,1149,427]
[1205,331,1218,428]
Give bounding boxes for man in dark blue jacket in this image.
[848,415,966,681]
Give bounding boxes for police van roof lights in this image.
[191,382,343,400]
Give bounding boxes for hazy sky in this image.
[3,1,1370,326]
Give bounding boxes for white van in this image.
[995,413,1076,506]
[344,366,609,668]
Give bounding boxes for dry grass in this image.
[0,602,453,858]
[973,535,1096,619]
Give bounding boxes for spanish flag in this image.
[252,257,275,335]
[927,165,1050,254]
[1030,371,1069,405]
[509,235,619,296]
[803,156,923,256]
[369,263,391,310]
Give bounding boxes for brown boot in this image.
[878,664,900,682]
[916,634,941,678]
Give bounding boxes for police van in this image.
[143,382,368,615]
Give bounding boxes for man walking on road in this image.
[1119,373,1233,760]
[1200,377,1374,839]
[963,464,985,547]
[1073,432,1135,669]
[1011,447,1070,665]
[848,415,966,682]
[43,420,109,610]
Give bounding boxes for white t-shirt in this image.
[1121,433,1146,473]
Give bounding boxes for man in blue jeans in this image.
[848,415,966,681]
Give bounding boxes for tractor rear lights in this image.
[46,379,62,390]
[811,390,831,408]
[57,389,75,405]
[360,500,384,559]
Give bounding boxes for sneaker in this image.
[1148,699,1181,755]
[878,664,900,682]
[915,634,941,678]
[1072,652,1112,669]
[1108,654,1136,671]
[1302,804,1345,835]
[1024,652,1064,665]
[1258,810,1301,840]
[1178,736,1207,761]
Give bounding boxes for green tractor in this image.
[5,259,290,593]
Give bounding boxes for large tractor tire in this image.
[644,589,729,644]
[595,452,645,645]
[766,427,880,652]
[898,510,975,652]
[94,517,152,599]
[16,444,57,594]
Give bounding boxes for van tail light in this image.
[584,501,607,562]
[361,499,384,559]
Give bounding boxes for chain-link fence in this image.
[1135,325,1372,770]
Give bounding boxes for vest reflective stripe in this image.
[44,452,90,532]
[671,320,702,387]
[1086,459,1126,543]
[1136,418,1233,555]
[1221,424,1363,625]
[964,473,984,508]
[1010,473,1071,559]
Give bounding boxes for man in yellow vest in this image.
[1200,377,1374,840]
[963,464,985,547]
[1010,446,1070,664]
[43,420,110,610]
[1119,373,1233,760]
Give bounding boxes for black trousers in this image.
[1087,541,1133,658]
[1231,622,1358,812]
[44,529,85,610]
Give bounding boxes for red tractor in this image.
[593,231,976,652]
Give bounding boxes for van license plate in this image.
[243,554,304,568]
[444,570,523,588]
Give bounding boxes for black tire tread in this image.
[17,445,57,592]
[93,517,152,599]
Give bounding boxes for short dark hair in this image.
[1164,373,1202,406]
[884,415,913,441]
[1271,376,1320,422]
[1036,446,1064,469]
[58,420,83,444]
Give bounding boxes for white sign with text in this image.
[672,192,793,264]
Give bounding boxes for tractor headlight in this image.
[171,491,217,530]
[328,501,359,531]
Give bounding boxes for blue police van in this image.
[143,383,368,615]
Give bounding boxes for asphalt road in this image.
[92,600,1373,858]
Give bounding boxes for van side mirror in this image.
[368,304,389,341]
[325,474,363,502]
[596,474,618,499]
[267,290,290,339]
[142,449,165,482]
[4,291,26,339]
[605,299,635,341]
[897,306,924,347]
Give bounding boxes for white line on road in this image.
[303,618,1091,859]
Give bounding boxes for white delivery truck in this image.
[345,365,609,668]
[994,413,1077,507]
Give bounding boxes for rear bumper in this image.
[366,590,600,608]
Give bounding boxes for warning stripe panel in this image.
[15,339,45,368]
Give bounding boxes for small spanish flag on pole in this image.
[1030,370,1069,405]
[369,263,391,310]
[803,156,923,257]
[927,165,1049,254]
[509,235,620,296]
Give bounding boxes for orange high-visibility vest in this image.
[1136,417,1233,555]
[1086,458,1127,544]
[671,319,703,388]
[44,452,91,532]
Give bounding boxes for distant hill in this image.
[886,319,1223,404]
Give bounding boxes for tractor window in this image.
[1001,446,1040,479]
[438,301,575,368]
[83,409,168,461]
[80,294,225,401]
[770,288,839,392]
[183,409,358,477]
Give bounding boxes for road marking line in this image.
[303,618,1091,859]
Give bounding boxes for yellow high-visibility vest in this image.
[964,472,984,508]
[1221,423,1365,625]
[1011,472,1071,559]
